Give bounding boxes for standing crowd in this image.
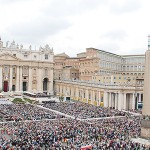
[0,101,149,149]
[42,102,126,119]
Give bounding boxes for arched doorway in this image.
[3,81,9,92]
[43,78,48,94]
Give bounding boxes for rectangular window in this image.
[45,54,48,59]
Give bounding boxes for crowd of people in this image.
[0,104,64,122]
[0,116,149,149]
[42,102,126,119]
[0,101,149,149]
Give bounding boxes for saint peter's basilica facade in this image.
[0,38,54,95]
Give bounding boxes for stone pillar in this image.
[109,92,112,108]
[98,91,101,106]
[118,92,123,111]
[48,68,53,95]
[0,66,3,91]
[86,89,88,103]
[9,66,13,91]
[28,67,32,92]
[71,87,74,98]
[76,88,79,99]
[82,89,84,101]
[104,91,108,107]
[123,93,126,110]
[91,90,94,105]
[19,66,22,91]
[16,66,19,91]
[143,50,150,116]
[38,67,42,92]
[139,93,141,102]
[112,94,115,108]
[115,93,118,110]
[141,50,150,138]
[132,93,135,110]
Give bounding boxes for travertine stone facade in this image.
[143,50,150,116]
[141,50,150,139]
[0,39,54,94]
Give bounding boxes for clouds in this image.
[102,29,127,41]
[41,0,108,17]
[109,0,141,14]
[6,16,71,44]
[0,0,149,56]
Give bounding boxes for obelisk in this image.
[141,37,150,138]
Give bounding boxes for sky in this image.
[0,0,150,56]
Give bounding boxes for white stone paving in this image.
[131,138,150,146]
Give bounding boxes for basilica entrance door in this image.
[3,81,8,92]
[43,78,48,94]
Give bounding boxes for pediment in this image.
[0,53,21,61]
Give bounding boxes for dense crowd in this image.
[0,104,64,122]
[0,102,149,149]
[0,116,149,150]
[42,102,126,119]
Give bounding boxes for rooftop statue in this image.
[45,44,53,52]
[29,45,32,50]
[20,44,23,49]
[10,40,16,48]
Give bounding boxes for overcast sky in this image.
[0,0,150,56]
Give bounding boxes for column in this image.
[118,92,123,111]
[86,89,88,103]
[76,87,79,99]
[59,85,62,96]
[74,88,76,99]
[112,94,115,108]
[0,66,2,90]
[132,93,135,110]
[139,93,141,102]
[38,67,42,92]
[16,66,19,91]
[70,87,74,99]
[92,90,94,105]
[9,66,13,91]
[82,89,84,101]
[123,93,126,110]
[109,92,112,108]
[98,91,101,106]
[28,67,32,92]
[49,68,54,94]
[49,68,53,95]
[19,66,22,91]
[115,93,118,110]
[104,91,108,107]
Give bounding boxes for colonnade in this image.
[55,82,143,111]
[103,92,143,110]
